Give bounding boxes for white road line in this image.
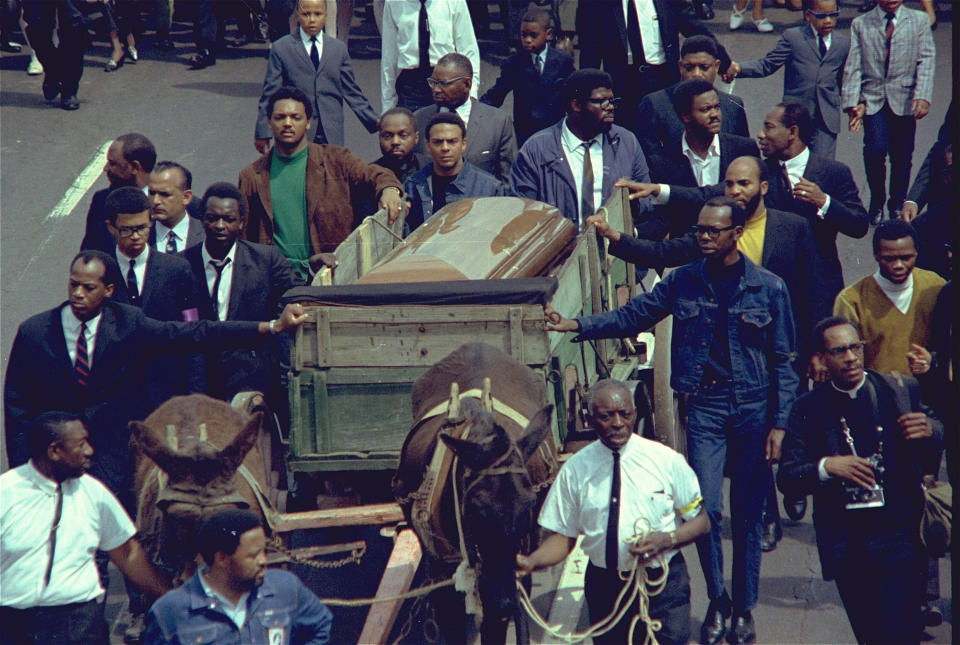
[45,140,111,220]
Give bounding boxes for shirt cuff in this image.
[651,184,670,204]
[818,457,831,481]
[816,195,831,219]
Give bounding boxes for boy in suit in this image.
[480,8,575,146]
[726,0,850,159]
[842,0,935,223]
[254,0,378,153]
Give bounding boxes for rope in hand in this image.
[516,517,670,645]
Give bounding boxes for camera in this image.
[842,452,885,509]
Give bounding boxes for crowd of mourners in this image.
[0,0,954,644]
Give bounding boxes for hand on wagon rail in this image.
[378,186,405,223]
[260,303,309,335]
[543,306,580,333]
[585,214,621,243]
[613,178,661,200]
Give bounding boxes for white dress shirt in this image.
[154,215,191,254]
[873,268,914,315]
[811,24,832,51]
[380,0,480,111]
[61,306,102,369]
[202,243,239,321]
[0,463,136,609]
[539,434,702,571]
[117,245,149,293]
[445,99,472,127]
[299,26,323,60]
[782,146,831,218]
[681,133,722,187]
[560,118,604,224]
[198,568,250,629]
[622,0,665,65]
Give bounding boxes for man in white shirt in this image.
[516,380,708,645]
[148,161,204,254]
[381,0,479,112]
[0,411,169,645]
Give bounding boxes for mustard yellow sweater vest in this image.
[833,268,945,374]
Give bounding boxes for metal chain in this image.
[267,535,366,570]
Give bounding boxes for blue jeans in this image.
[862,103,917,214]
[687,383,768,613]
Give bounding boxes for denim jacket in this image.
[575,255,798,427]
[144,569,332,645]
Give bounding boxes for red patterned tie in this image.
[884,12,895,76]
[74,323,89,386]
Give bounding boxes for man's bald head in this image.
[723,155,768,218]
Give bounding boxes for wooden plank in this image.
[273,502,404,532]
[508,306,524,363]
[358,529,423,645]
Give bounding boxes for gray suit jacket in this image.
[739,25,849,135]
[255,32,378,146]
[414,99,518,181]
[841,6,935,116]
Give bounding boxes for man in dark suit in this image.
[21,0,89,110]
[148,161,205,254]
[103,187,204,412]
[778,317,940,644]
[636,35,748,159]
[480,7,576,146]
[3,250,308,508]
[414,52,517,182]
[182,182,303,410]
[641,78,759,239]
[81,133,156,254]
[578,1,731,132]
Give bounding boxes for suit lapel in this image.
[187,218,204,249]
[139,253,156,306]
[254,156,274,221]
[612,1,628,50]
[465,100,481,161]
[49,307,75,377]
[91,307,117,380]
[315,33,331,77]
[760,210,781,266]
[226,244,247,321]
[801,24,821,61]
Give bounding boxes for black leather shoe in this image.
[188,50,215,69]
[697,2,715,20]
[728,612,756,644]
[701,591,731,645]
[869,208,884,226]
[60,94,79,110]
[158,37,174,51]
[42,77,60,101]
[783,495,807,521]
[761,520,782,552]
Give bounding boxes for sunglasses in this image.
[806,9,840,19]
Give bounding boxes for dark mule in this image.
[130,393,269,584]
[393,343,559,644]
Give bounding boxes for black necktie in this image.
[534,53,543,75]
[626,0,644,65]
[780,162,793,197]
[166,232,178,254]
[581,140,596,223]
[818,35,827,58]
[418,0,430,72]
[43,483,63,587]
[127,258,139,301]
[74,322,89,387]
[310,35,320,70]
[209,257,231,320]
[605,449,621,570]
[884,12,895,75]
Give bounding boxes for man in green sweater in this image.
[239,86,404,281]
[833,219,945,375]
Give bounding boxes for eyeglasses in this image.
[691,224,737,238]
[823,341,866,357]
[427,76,469,89]
[115,224,151,238]
[806,9,840,19]
[204,214,240,224]
[585,97,622,109]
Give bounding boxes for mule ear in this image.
[130,420,178,473]
[440,432,495,471]
[219,411,263,473]
[517,405,554,462]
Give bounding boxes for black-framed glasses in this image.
[115,224,151,238]
[806,9,840,19]
[823,341,866,357]
[691,224,737,238]
[427,76,470,89]
[586,97,622,109]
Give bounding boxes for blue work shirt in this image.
[574,254,798,427]
[144,569,332,645]
[403,160,505,234]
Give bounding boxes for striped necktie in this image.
[74,322,90,387]
[166,232,178,254]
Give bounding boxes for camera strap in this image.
[838,377,884,458]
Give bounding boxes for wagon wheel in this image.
[230,391,289,513]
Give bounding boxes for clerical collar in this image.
[832,373,866,399]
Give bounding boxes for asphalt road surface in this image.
[0,1,953,643]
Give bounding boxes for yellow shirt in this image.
[738,207,766,265]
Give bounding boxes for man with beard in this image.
[144,510,332,645]
[547,197,797,644]
[1,412,169,645]
[510,69,653,229]
[82,133,157,254]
